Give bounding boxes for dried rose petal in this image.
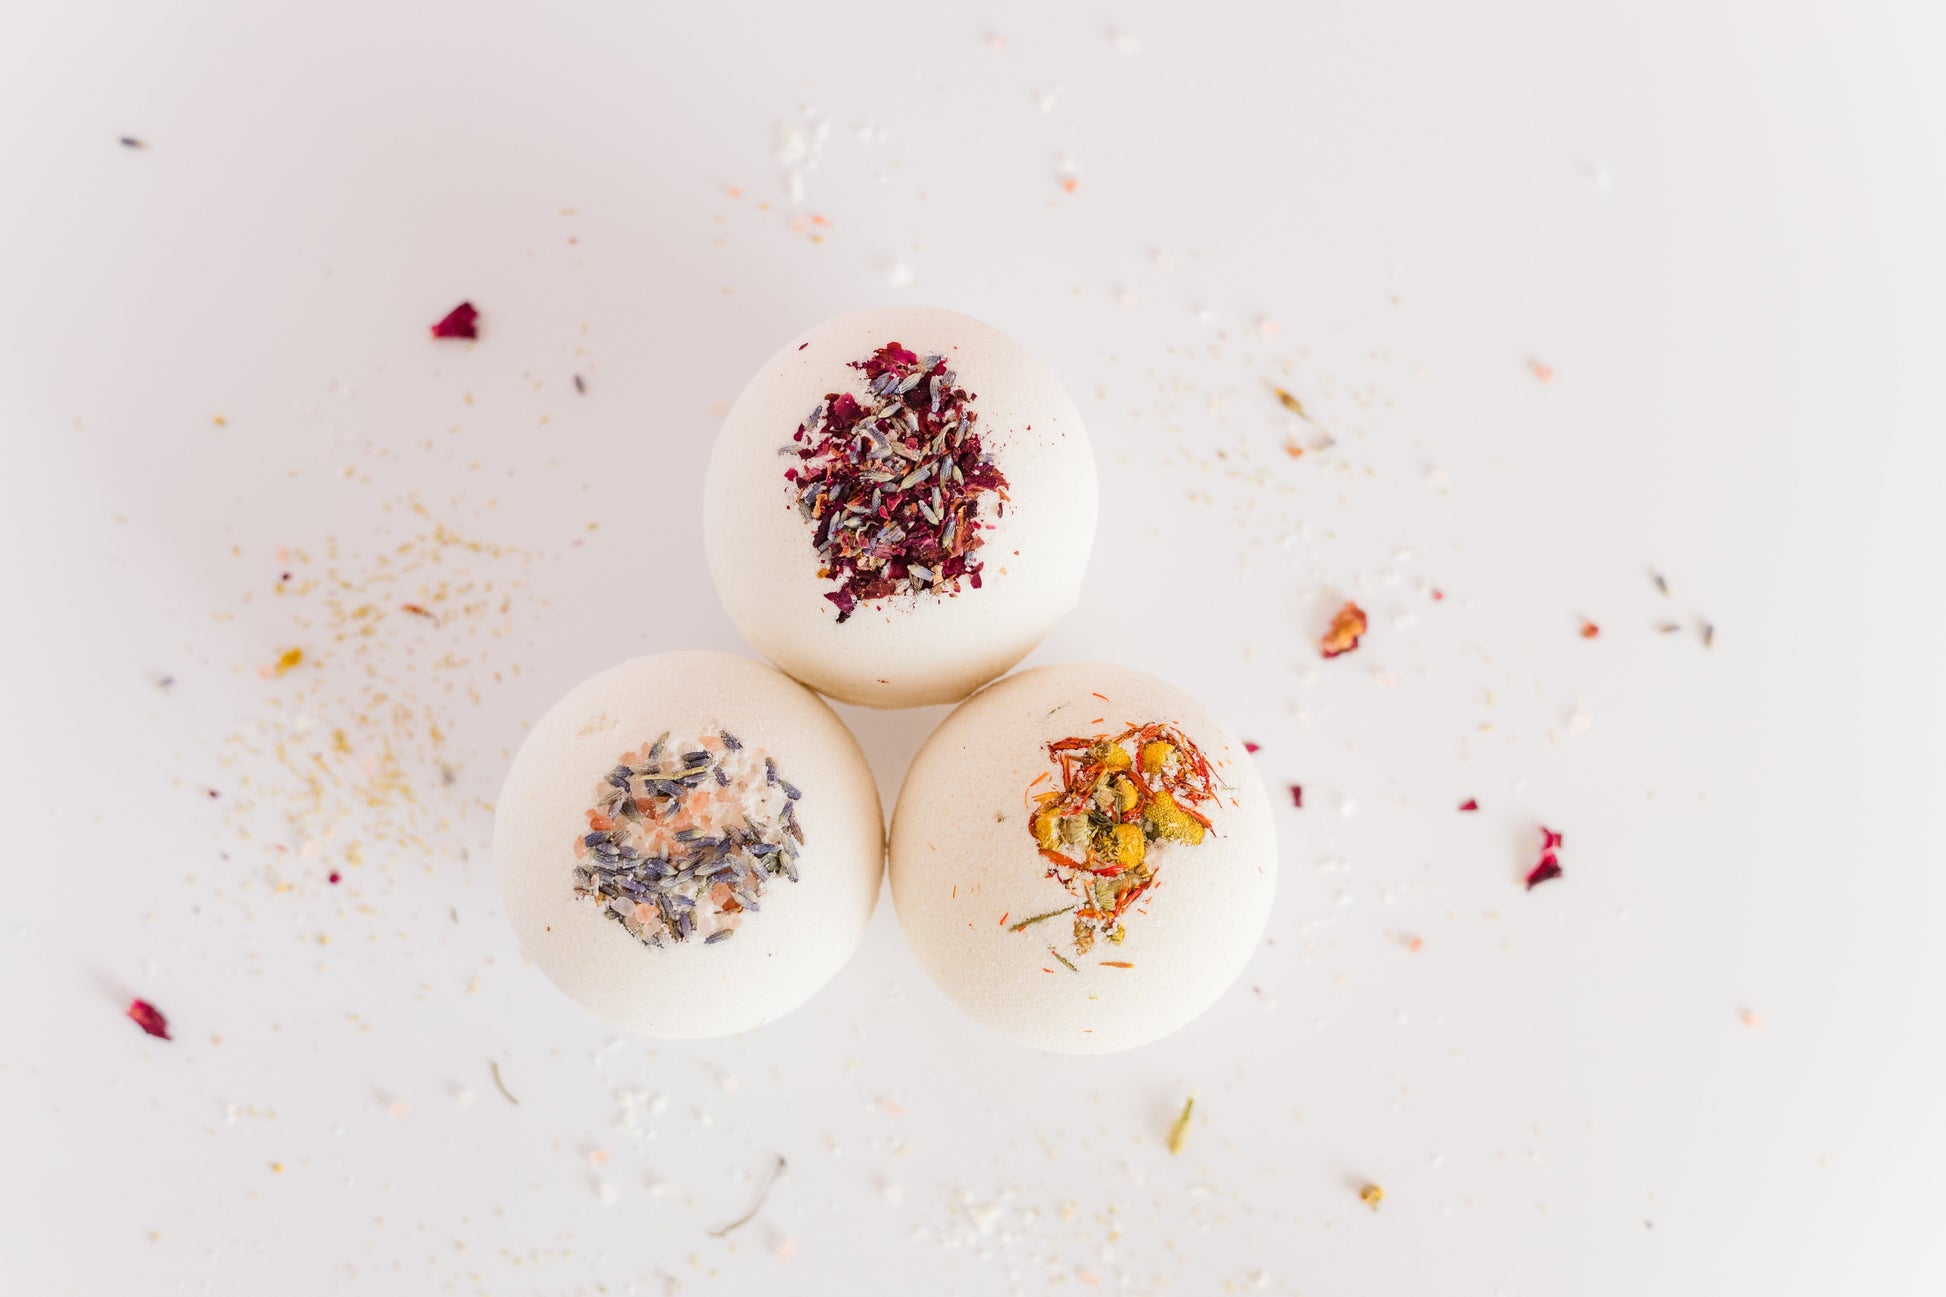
[1244,741,1261,754]
[1525,855,1563,889]
[1525,825,1564,889]
[126,998,170,1040]
[1288,784,1304,809]
[1458,798,1479,812]
[430,302,479,340]
[1320,601,1368,659]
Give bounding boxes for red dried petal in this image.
[1320,602,1368,659]
[1580,620,1600,639]
[1244,741,1260,754]
[1458,798,1479,812]
[1525,825,1565,888]
[328,871,342,884]
[126,998,171,1040]
[430,302,479,340]
[1288,784,1304,808]
[1525,854,1563,889]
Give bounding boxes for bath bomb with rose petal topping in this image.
[495,652,884,1037]
[889,663,1276,1053]
[704,306,1098,708]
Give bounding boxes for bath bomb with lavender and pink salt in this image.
[889,663,1276,1053]
[704,305,1097,708]
[495,651,884,1038]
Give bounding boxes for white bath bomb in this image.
[494,652,884,1037]
[889,664,1276,1053]
[704,306,1097,708]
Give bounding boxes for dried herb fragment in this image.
[273,647,303,677]
[1009,905,1074,932]
[1099,960,1134,969]
[1580,620,1601,639]
[119,136,146,150]
[1274,387,1310,419]
[1167,1096,1195,1154]
[710,1155,787,1237]
[1320,602,1368,658]
[489,1059,519,1105]
[1049,947,1078,973]
[1525,826,1564,889]
[1244,741,1260,754]
[783,341,1009,623]
[1289,785,1304,809]
[126,998,170,1040]
[1458,798,1479,812]
[430,302,479,340]
[571,732,805,946]
[1359,1183,1385,1209]
[1024,721,1219,953]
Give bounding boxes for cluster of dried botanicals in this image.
[1023,721,1219,954]
[571,731,804,946]
[782,341,1010,623]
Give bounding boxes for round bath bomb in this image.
[495,651,884,1037]
[704,306,1097,708]
[889,664,1276,1053]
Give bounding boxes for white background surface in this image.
[3,2,1944,1294]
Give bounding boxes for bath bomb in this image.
[889,664,1276,1053]
[495,652,884,1037]
[704,306,1098,708]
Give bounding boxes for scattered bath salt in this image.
[1340,797,1358,818]
[1112,32,1144,54]
[1741,1009,1762,1028]
[773,1236,797,1261]
[595,1178,619,1206]
[1154,251,1175,271]
[219,503,533,889]
[1118,288,1138,309]
[887,262,914,289]
[385,1099,410,1119]
[1035,84,1062,113]
[881,1181,905,1206]
[1566,705,1592,735]
[1531,360,1554,383]
[1256,317,1280,341]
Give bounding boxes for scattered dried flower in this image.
[126,999,170,1040]
[430,302,479,340]
[1525,826,1564,889]
[1359,1183,1384,1209]
[1580,620,1601,639]
[1458,798,1479,812]
[1321,602,1368,658]
[1288,785,1304,809]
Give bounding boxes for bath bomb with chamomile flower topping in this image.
[888,663,1276,1053]
[495,651,884,1038]
[704,305,1097,708]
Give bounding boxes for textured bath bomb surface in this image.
[495,652,884,1038]
[889,663,1277,1053]
[704,305,1097,708]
